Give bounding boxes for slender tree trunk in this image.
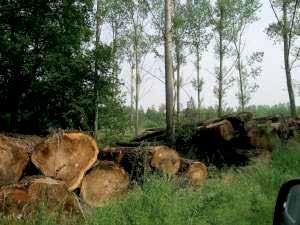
[165,0,175,143]
[130,61,135,130]
[196,44,201,110]
[283,2,297,118]
[134,52,140,136]
[112,24,118,88]
[237,51,245,112]
[218,25,224,117]
[134,24,140,136]
[94,0,102,140]
[175,39,181,122]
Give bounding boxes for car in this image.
[274,179,300,225]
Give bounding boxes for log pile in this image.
[0,132,207,216]
[1,112,299,215]
[119,113,300,167]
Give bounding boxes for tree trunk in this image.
[165,0,175,143]
[94,0,102,140]
[130,62,135,131]
[237,51,245,112]
[196,44,201,110]
[217,10,224,118]
[283,2,297,118]
[175,39,181,122]
[112,23,118,87]
[31,132,99,191]
[134,25,140,136]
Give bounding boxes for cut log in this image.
[237,112,253,123]
[101,146,181,179]
[1,133,44,154]
[80,161,129,207]
[0,177,79,215]
[0,135,29,185]
[150,146,181,175]
[247,128,272,151]
[131,128,165,142]
[179,159,208,186]
[204,119,235,141]
[31,132,99,191]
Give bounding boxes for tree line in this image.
[0,0,299,142]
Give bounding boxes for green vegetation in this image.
[2,141,300,225]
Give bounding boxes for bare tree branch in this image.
[141,68,165,84]
[268,0,282,27]
[290,47,300,70]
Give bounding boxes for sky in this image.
[104,0,300,110]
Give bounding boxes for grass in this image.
[2,141,300,225]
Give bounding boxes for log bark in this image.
[31,132,99,191]
[101,145,181,177]
[204,119,235,141]
[0,177,79,215]
[0,135,29,185]
[131,128,165,142]
[80,161,129,207]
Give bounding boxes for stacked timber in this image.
[118,112,278,167]
[0,132,207,216]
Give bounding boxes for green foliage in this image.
[0,0,126,135]
[142,106,165,129]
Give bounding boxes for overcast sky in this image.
[105,0,300,110]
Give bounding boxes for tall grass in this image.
[2,142,300,225]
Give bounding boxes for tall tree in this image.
[173,0,187,122]
[230,0,262,111]
[165,0,175,142]
[101,0,129,82]
[186,0,211,110]
[125,0,150,136]
[267,0,300,117]
[210,0,237,117]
